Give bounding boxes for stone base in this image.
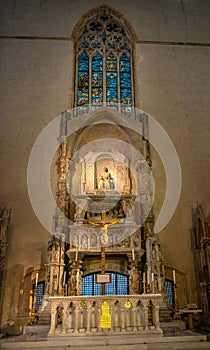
[0,332,208,350]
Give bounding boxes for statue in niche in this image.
[47,236,60,262]
[72,234,78,248]
[121,199,135,223]
[52,269,59,295]
[98,167,115,190]
[81,234,88,248]
[124,236,131,248]
[114,233,122,247]
[90,233,97,248]
[108,234,113,246]
[76,269,83,295]
[133,231,140,247]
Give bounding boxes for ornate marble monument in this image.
[35,108,169,336]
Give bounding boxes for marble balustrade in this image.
[48,294,163,336]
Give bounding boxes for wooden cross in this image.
[84,211,123,295]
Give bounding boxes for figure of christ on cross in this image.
[85,211,123,295]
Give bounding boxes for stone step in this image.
[159,306,173,322]
[0,334,209,350]
[37,298,51,326]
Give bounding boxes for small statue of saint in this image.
[98,167,115,190]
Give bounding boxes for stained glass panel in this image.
[36,282,45,310]
[105,273,116,295]
[120,54,132,106]
[82,272,128,296]
[77,52,89,106]
[120,73,131,88]
[89,21,103,32]
[106,54,117,104]
[106,21,121,33]
[120,54,131,72]
[92,72,103,86]
[94,273,101,295]
[165,279,174,306]
[92,53,103,105]
[117,274,128,295]
[92,53,103,71]
[82,274,92,296]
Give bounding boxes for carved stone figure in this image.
[98,167,115,190]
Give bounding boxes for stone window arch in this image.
[73,6,135,115]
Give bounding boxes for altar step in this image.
[0,333,209,350]
[37,302,51,326]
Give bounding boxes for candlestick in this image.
[132,248,135,261]
[35,272,39,288]
[151,272,154,282]
[29,288,37,324]
[29,290,33,312]
[173,269,176,284]
[151,280,155,294]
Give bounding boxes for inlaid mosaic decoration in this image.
[76,9,133,112]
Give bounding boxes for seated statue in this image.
[98,167,115,190]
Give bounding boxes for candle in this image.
[63,271,66,287]
[143,272,146,282]
[132,248,135,261]
[75,248,78,261]
[35,272,39,288]
[147,271,150,286]
[173,269,176,284]
[151,272,154,282]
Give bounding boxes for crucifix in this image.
[84,211,123,295]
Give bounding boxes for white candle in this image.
[143,272,146,282]
[173,269,176,284]
[35,272,39,288]
[75,248,78,261]
[132,248,135,261]
[63,271,66,287]
[147,271,150,286]
[151,272,154,282]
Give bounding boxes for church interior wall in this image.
[0,0,209,330]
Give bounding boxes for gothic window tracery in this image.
[75,9,133,113]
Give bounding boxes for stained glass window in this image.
[165,279,174,306]
[77,52,89,106]
[91,53,103,105]
[82,272,128,296]
[75,9,133,113]
[120,53,132,106]
[35,281,45,310]
[106,54,117,105]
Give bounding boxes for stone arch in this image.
[72,5,136,110]
[71,5,137,43]
[136,299,144,328]
[67,301,75,330]
[70,109,135,155]
[55,303,64,328]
